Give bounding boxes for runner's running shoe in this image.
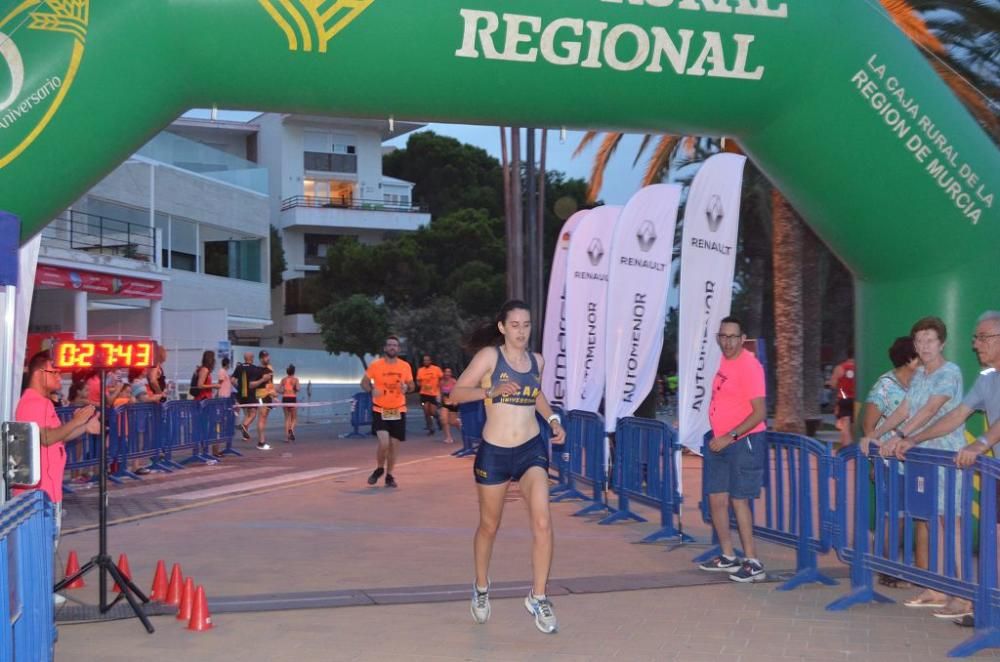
[698,555,741,573]
[384,474,398,488]
[730,559,766,583]
[367,467,385,485]
[471,582,490,624]
[524,592,558,634]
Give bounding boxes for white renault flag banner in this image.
[677,153,747,452]
[541,210,588,411]
[563,205,621,412]
[603,185,682,433]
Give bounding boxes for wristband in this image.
[729,430,739,441]
[895,428,907,439]
[975,435,991,448]
[484,387,493,400]
[547,414,561,426]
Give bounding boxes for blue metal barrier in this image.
[163,400,207,465]
[827,447,999,657]
[199,398,240,458]
[695,432,837,591]
[57,406,104,491]
[453,401,485,458]
[0,491,56,662]
[108,403,165,479]
[607,417,691,541]
[344,392,373,438]
[550,410,621,519]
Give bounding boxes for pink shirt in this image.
[14,388,67,503]
[709,349,766,439]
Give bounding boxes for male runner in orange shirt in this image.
[416,354,444,435]
[362,336,414,488]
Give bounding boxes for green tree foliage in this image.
[270,225,287,289]
[312,130,590,363]
[383,131,504,219]
[390,297,470,370]
[316,294,389,369]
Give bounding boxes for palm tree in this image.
[576,0,997,433]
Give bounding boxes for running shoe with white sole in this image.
[730,559,766,583]
[524,592,558,634]
[256,442,272,451]
[698,554,741,573]
[471,582,490,624]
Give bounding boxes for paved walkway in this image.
[52,416,998,661]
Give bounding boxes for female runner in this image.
[449,300,565,634]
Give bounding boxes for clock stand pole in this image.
[54,366,155,633]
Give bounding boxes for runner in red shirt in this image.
[828,351,856,446]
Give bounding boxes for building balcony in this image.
[280,196,430,233]
[40,210,164,275]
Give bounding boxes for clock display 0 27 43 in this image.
[54,341,156,369]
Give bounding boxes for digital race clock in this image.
[53,341,157,369]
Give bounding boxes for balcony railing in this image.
[304,151,357,173]
[42,210,157,263]
[280,196,428,214]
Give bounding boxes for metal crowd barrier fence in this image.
[694,432,837,591]
[453,401,485,458]
[827,446,999,657]
[0,491,55,662]
[200,397,241,458]
[607,417,689,541]
[344,392,373,438]
[550,410,621,519]
[57,398,244,491]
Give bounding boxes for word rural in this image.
[455,0,789,81]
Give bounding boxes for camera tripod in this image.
[54,367,154,633]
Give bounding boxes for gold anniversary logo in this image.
[0,0,88,169]
[259,0,372,53]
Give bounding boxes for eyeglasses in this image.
[717,334,742,342]
[42,369,60,375]
[972,334,1000,343]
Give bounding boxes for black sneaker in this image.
[239,423,251,440]
[367,467,385,485]
[730,559,766,583]
[384,474,397,488]
[288,430,295,442]
[698,555,741,573]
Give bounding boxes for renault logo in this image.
[636,220,656,252]
[586,238,604,266]
[706,195,725,233]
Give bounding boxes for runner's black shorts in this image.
[474,434,549,485]
[373,411,407,441]
[282,397,296,404]
[836,397,855,420]
[419,394,440,407]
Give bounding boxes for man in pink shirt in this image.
[698,317,768,583]
[14,352,100,545]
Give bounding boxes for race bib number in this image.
[381,408,401,421]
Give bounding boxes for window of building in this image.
[284,277,320,315]
[304,179,355,206]
[304,233,345,266]
[202,229,263,283]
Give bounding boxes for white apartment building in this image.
[252,114,431,349]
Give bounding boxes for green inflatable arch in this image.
[1,0,997,389]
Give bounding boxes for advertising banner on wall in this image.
[35,265,163,300]
[563,206,621,412]
[603,185,682,433]
[541,209,588,411]
[677,154,747,452]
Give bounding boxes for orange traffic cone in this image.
[113,553,132,593]
[176,577,195,622]
[63,550,85,589]
[150,560,168,602]
[187,585,214,631]
[165,564,184,607]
